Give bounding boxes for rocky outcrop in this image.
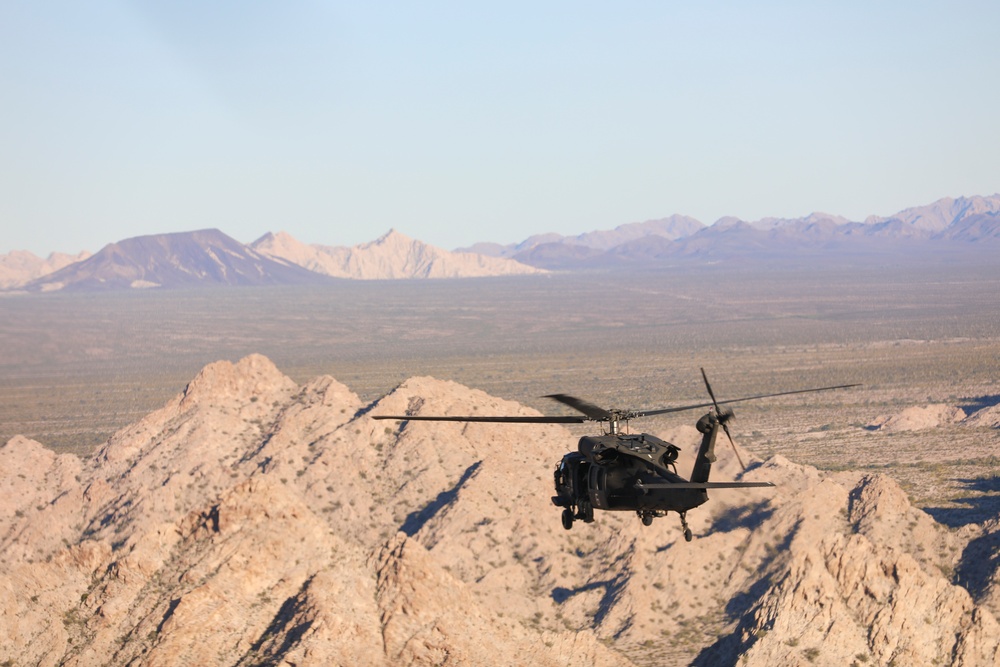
[1,355,997,666]
[965,404,1000,429]
[723,473,996,667]
[372,533,629,667]
[0,356,626,666]
[869,404,967,432]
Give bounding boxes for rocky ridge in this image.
[1,356,998,666]
[869,401,1000,432]
[251,229,544,280]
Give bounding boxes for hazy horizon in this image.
[6,191,1000,258]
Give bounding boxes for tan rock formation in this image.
[1,355,997,666]
[869,403,967,432]
[252,229,545,279]
[0,249,90,289]
[965,404,1000,429]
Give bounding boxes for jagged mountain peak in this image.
[178,353,294,408]
[378,374,532,411]
[355,228,432,254]
[369,227,410,244]
[249,230,290,247]
[253,229,544,280]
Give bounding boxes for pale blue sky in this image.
[2,1,998,255]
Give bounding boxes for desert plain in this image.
[2,258,999,665]
[3,261,998,507]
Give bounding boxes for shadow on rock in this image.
[924,476,1000,528]
[959,394,1000,414]
[400,461,482,536]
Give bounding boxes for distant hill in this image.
[501,242,606,271]
[460,215,704,260]
[252,229,544,279]
[863,194,1000,232]
[665,197,1000,262]
[25,229,330,292]
[0,249,91,290]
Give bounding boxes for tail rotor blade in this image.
[721,421,746,471]
[702,368,747,472]
[701,367,720,412]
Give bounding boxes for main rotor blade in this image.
[372,379,859,425]
[634,383,860,418]
[543,394,613,421]
[371,414,587,424]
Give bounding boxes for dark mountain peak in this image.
[26,229,330,292]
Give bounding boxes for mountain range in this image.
[3,194,998,291]
[461,214,704,260]
[2,355,998,665]
[459,194,1000,269]
[3,229,541,292]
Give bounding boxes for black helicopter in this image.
[374,369,856,541]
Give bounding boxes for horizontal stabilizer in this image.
[637,481,775,489]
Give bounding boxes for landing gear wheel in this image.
[640,512,654,526]
[561,508,574,530]
[679,512,693,542]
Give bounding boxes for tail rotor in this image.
[701,367,746,472]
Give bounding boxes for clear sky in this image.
[2,1,999,255]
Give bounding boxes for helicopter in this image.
[373,369,857,542]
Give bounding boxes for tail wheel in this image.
[561,508,574,530]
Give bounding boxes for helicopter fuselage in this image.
[552,428,712,520]
[552,413,726,535]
